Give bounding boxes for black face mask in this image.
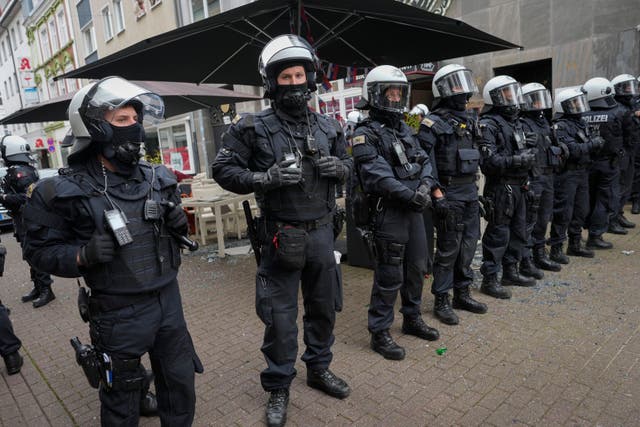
[102,122,145,174]
[444,93,471,111]
[496,105,520,120]
[274,83,310,116]
[369,108,404,129]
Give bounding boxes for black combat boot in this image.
[501,264,536,287]
[549,245,570,264]
[3,351,23,375]
[266,388,289,427]
[32,286,55,308]
[520,257,544,280]
[632,199,640,215]
[607,219,628,235]
[402,315,440,341]
[586,235,613,250]
[21,287,40,303]
[307,368,351,399]
[618,214,635,228]
[371,330,405,360]
[452,287,488,314]
[533,246,561,272]
[433,293,459,325]
[567,238,594,258]
[480,275,512,299]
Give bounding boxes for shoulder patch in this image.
[26,183,35,198]
[421,117,435,128]
[232,114,242,124]
[352,135,366,146]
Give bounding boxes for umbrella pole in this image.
[297,0,302,36]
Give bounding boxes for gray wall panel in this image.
[551,0,593,46]
[520,0,550,49]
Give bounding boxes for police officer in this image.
[416,64,487,325]
[582,77,626,248]
[0,299,23,375]
[344,110,363,146]
[611,74,640,228]
[211,35,351,427]
[519,83,564,273]
[0,135,55,308]
[548,88,601,262]
[352,65,440,359]
[478,76,538,299]
[22,77,201,426]
[410,103,430,121]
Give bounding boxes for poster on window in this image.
[162,147,191,172]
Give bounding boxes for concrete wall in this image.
[445,0,640,98]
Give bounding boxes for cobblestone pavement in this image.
[1,219,639,426]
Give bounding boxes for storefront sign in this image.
[396,0,453,15]
[162,147,191,171]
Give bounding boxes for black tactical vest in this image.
[252,110,337,222]
[582,108,623,159]
[69,164,180,294]
[483,113,530,178]
[428,110,480,177]
[521,115,562,173]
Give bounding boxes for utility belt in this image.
[490,176,528,186]
[438,174,478,187]
[565,162,588,171]
[89,289,162,314]
[539,167,554,175]
[266,212,334,233]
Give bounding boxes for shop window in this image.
[158,121,196,173]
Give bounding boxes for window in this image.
[49,19,59,53]
[57,79,67,96]
[9,76,14,97]
[344,96,360,115]
[149,0,161,8]
[82,23,97,57]
[0,94,3,105]
[102,6,114,40]
[57,10,69,45]
[190,0,220,22]
[40,27,51,60]
[134,0,146,18]
[48,78,58,99]
[157,121,196,173]
[10,28,16,49]
[17,21,23,44]
[3,81,7,100]
[1,41,6,63]
[113,0,125,33]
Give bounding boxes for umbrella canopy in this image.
[0,81,261,124]
[58,0,520,85]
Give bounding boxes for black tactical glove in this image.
[588,136,605,152]
[558,142,570,160]
[165,205,188,234]
[433,196,450,218]
[317,156,348,181]
[79,233,116,266]
[253,159,302,191]
[511,152,536,168]
[408,184,432,212]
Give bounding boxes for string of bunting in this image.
[319,61,370,89]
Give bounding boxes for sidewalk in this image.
[1,222,639,426]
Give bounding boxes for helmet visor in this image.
[489,82,522,107]
[522,89,552,111]
[368,82,411,113]
[561,94,590,114]
[614,80,638,96]
[435,69,477,97]
[84,77,165,126]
